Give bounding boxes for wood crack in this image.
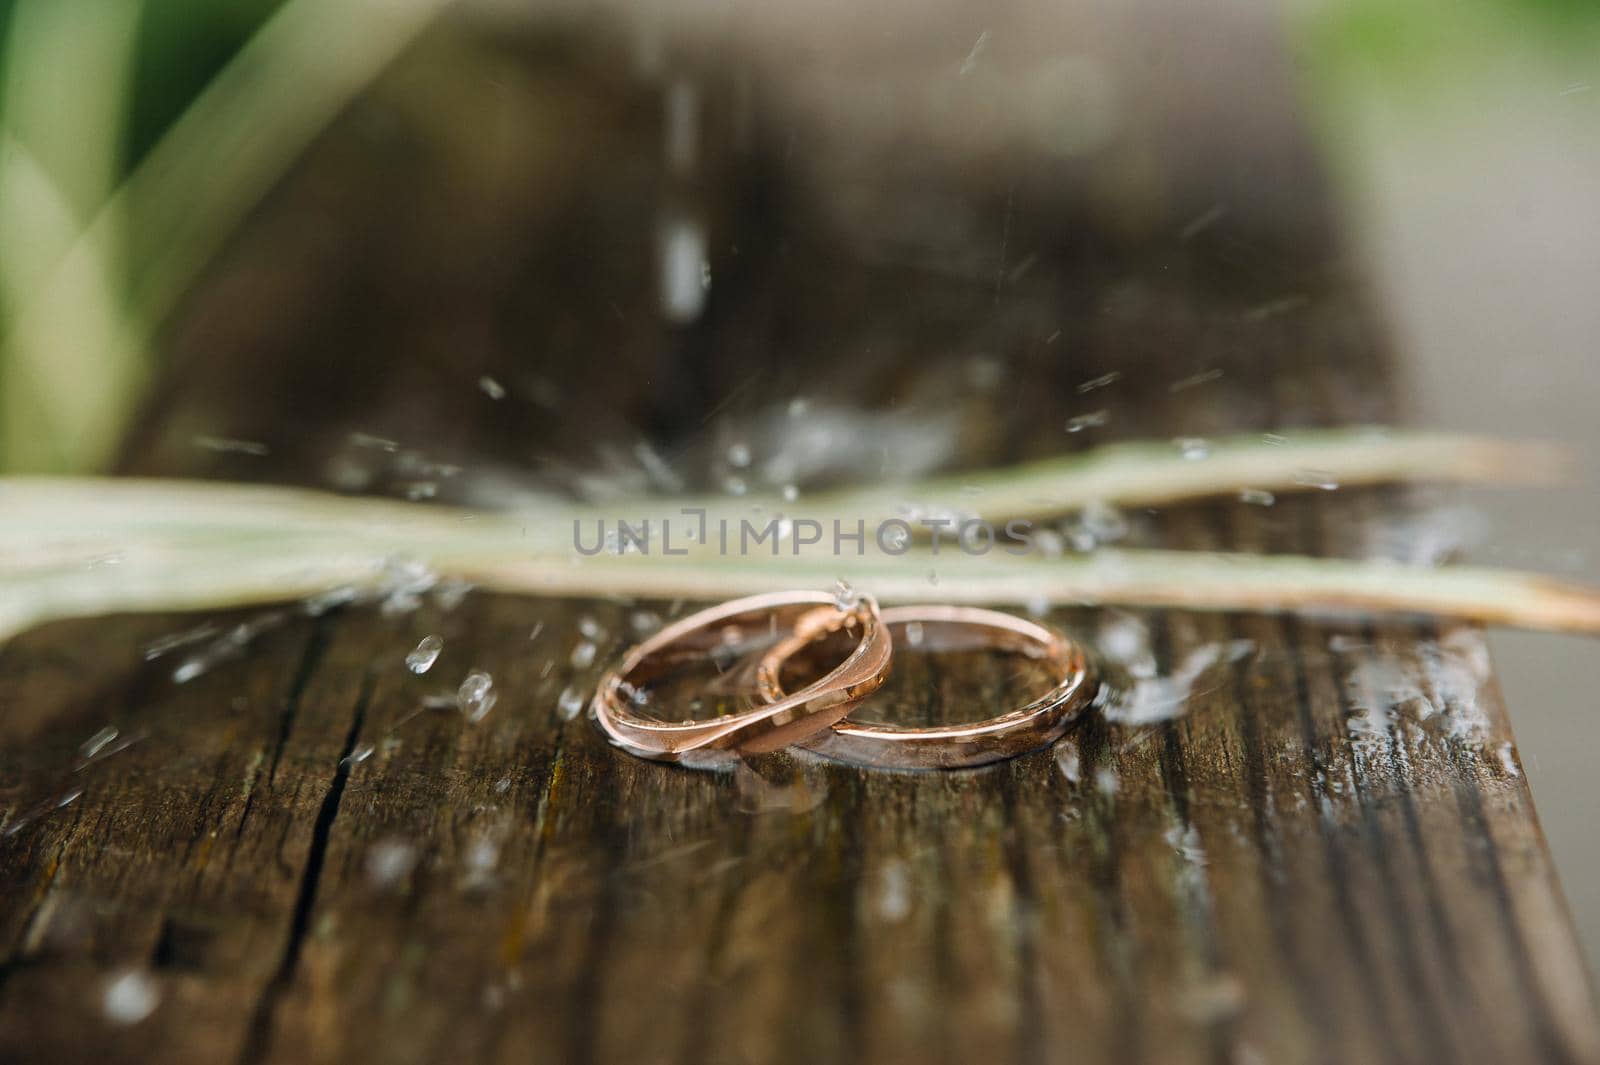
[236,667,374,1065]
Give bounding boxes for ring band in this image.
[591,590,892,761]
[756,605,1092,769]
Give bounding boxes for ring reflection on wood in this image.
[590,590,891,761]
[758,605,1094,770]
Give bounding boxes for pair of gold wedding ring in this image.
[591,590,1093,770]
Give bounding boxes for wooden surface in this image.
[3,9,1600,1064]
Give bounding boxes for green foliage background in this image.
[0,0,1594,473]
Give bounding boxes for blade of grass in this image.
[2,465,1598,643]
[790,427,1565,523]
[0,0,144,471]
[0,0,454,473]
[0,427,1563,545]
[5,531,1599,645]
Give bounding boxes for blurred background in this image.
[1,0,1596,964]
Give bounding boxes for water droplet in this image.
[103,970,160,1025]
[80,725,119,760]
[1168,368,1223,393]
[1094,767,1120,796]
[659,216,709,323]
[193,435,269,456]
[462,837,501,888]
[301,585,359,617]
[1173,436,1210,460]
[874,860,912,922]
[402,481,437,501]
[831,579,860,610]
[1054,743,1081,784]
[629,611,662,635]
[143,622,222,660]
[1292,469,1340,491]
[904,621,925,647]
[578,615,606,641]
[407,635,443,674]
[1031,528,1065,558]
[1066,410,1109,433]
[458,671,498,723]
[726,442,752,468]
[168,614,285,684]
[432,580,472,611]
[634,440,685,493]
[1238,488,1276,506]
[787,397,810,417]
[349,431,400,452]
[340,743,375,769]
[1076,371,1121,394]
[378,558,438,616]
[1497,742,1520,777]
[478,376,507,400]
[1067,501,1128,550]
[557,684,586,721]
[782,483,800,502]
[367,839,417,888]
[722,474,747,496]
[570,641,597,669]
[1261,432,1289,446]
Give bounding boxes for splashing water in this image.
[340,743,375,769]
[461,836,501,890]
[173,612,287,684]
[1292,468,1340,491]
[407,635,443,674]
[831,578,860,610]
[193,435,269,456]
[1054,742,1082,785]
[1076,371,1121,394]
[557,684,586,721]
[1066,410,1110,433]
[1095,616,1256,725]
[103,970,160,1025]
[873,860,913,922]
[79,725,119,760]
[457,671,498,723]
[367,839,418,888]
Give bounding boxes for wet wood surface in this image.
[3,10,1599,1065]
